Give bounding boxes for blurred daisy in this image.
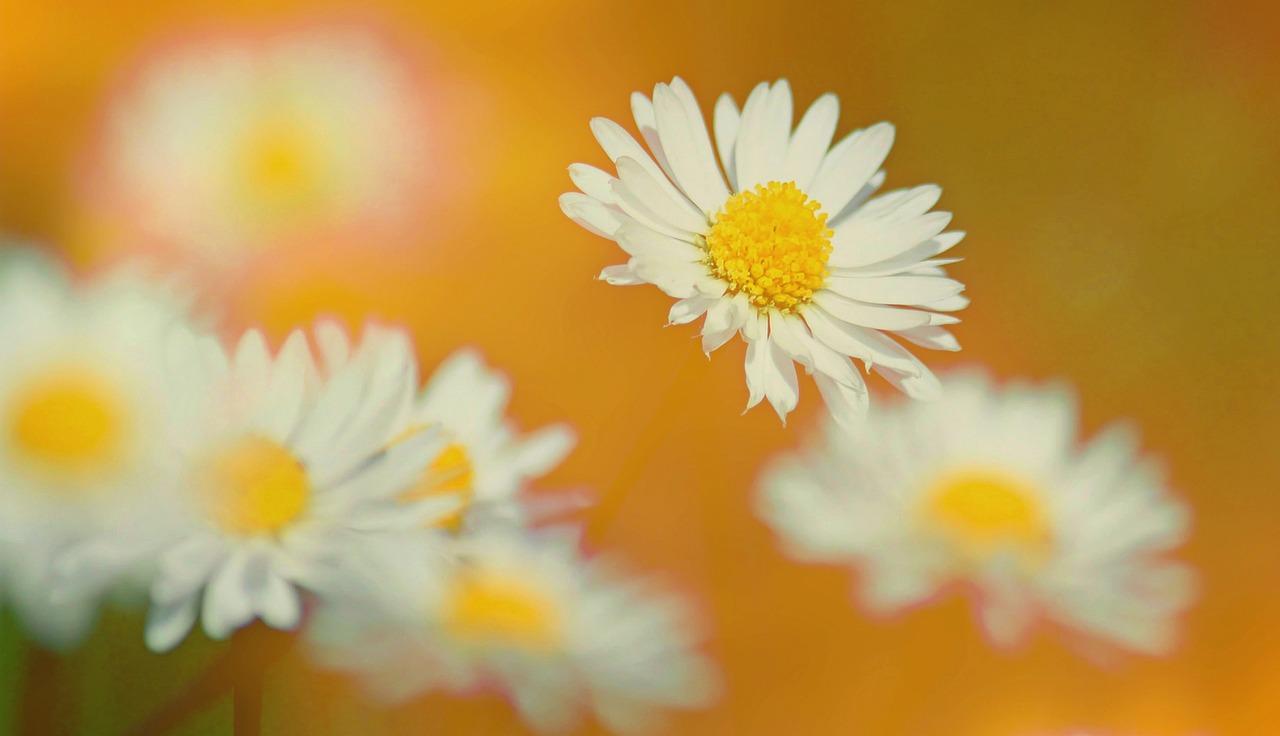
[562,78,965,425]
[757,372,1194,655]
[79,322,461,652]
[307,528,717,734]
[401,348,576,531]
[100,29,429,259]
[0,249,195,649]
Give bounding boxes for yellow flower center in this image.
[401,441,476,531]
[6,367,131,482]
[440,568,563,653]
[703,181,833,313]
[920,470,1052,564]
[239,114,324,210]
[198,436,310,535]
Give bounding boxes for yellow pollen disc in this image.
[198,436,310,535]
[703,181,833,313]
[921,470,1052,563]
[240,115,323,207]
[7,367,131,480]
[441,569,563,652]
[400,441,476,532]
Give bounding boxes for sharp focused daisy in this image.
[75,322,461,652]
[307,528,717,734]
[561,78,966,424]
[100,28,429,258]
[757,371,1195,655]
[0,250,196,649]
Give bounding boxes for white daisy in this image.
[100,28,429,258]
[756,371,1195,655]
[0,249,195,649]
[306,528,718,734]
[402,348,577,531]
[80,321,461,652]
[561,77,966,425]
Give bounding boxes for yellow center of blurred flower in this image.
[441,568,563,652]
[7,368,130,481]
[704,181,833,312]
[240,115,324,209]
[921,470,1051,563]
[401,441,476,531]
[199,436,309,535]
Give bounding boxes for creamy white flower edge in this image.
[0,250,197,649]
[757,371,1195,656]
[306,528,718,734]
[561,77,967,425]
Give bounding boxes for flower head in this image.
[562,78,966,425]
[0,249,195,648]
[757,371,1195,655]
[307,528,718,734]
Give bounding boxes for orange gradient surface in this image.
[1,1,1279,734]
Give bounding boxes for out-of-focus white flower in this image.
[0,249,196,649]
[757,371,1195,655]
[101,29,430,258]
[561,77,965,426]
[402,348,576,530]
[74,322,460,652]
[306,528,718,734]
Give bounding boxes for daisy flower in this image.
[400,348,576,531]
[306,528,718,734]
[561,77,966,425]
[756,371,1195,655]
[0,249,195,649]
[79,321,461,652]
[99,28,430,259]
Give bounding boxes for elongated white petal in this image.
[812,291,932,331]
[568,163,620,203]
[830,211,952,269]
[590,117,689,206]
[630,91,677,182]
[669,294,718,325]
[653,82,730,215]
[616,156,707,232]
[827,274,964,306]
[809,122,894,218]
[732,82,773,190]
[615,221,704,263]
[782,93,839,191]
[801,305,923,375]
[561,193,629,239]
[813,372,868,427]
[713,93,741,190]
[598,264,644,285]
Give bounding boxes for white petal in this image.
[615,156,706,232]
[733,81,779,190]
[568,163,619,203]
[826,274,964,306]
[629,256,704,299]
[509,424,576,477]
[830,211,952,269]
[843,231,965,276]
[243,555,301,631]
[615,221,703,262]
[145,596,200,653]
[812,291,932,331]
[630,91,678,182]
[814,372,869,428]
[743,334,770,412]
[873,360,942,401]
[669,294,718,325]
[783,93,839,191]
[801,305,923,376]
[611,178,700,240]
[809,122,895,219]
[598,264,644,286]
[590,117,687,208]
[895,325,961,352]
[713,93,741,190]
[560,193,629,239]
[202,552,255,641]
[653,81,731,215]
[762,336,800,423]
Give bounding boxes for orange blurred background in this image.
[2,1,1279,734]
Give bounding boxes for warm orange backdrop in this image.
[2,1,1279,734]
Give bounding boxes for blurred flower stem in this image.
[586,339,709,541]
[124,624,293,736]
[19,645,72,736]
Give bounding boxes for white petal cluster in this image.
[0,246,715,733]
[563,77,966,425]
[757,371,1195,655]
